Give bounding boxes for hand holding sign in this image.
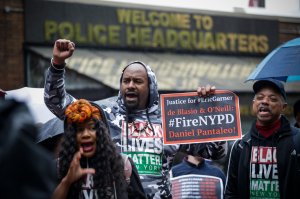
[197,84,216,96]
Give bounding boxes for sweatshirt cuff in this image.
[50,58,66,73]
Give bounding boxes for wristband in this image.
[51,58,65,70]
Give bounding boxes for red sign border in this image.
[161,90,242,145]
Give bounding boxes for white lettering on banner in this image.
[143,164,160,171]
[250,180,279,192]
[251,147,277,163]
[250,146,280,198]
[251,146,278,179]
[251,164,278,179]
[122,121,163,138]
[129,153,162,165]
[82,190,94,199]
[166,99,186,106]
[153,124,163,137]
[174,114,234,127]
[121,121,163,175]
[122,121,163,153]
[131,138,163,153]
[198,95,233,103]
[154,138,163,153]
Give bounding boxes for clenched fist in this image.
[52,39,75,65]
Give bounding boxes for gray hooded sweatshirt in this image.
[44,61,177,199]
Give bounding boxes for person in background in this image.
[293,99,300,128]
[225,79,300,199]
[170,143,226,199]
[44,39,227,199]
[0,99,56,199]
[37,117,64,159]
[52,99,145,199]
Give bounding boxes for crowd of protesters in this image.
[1,39,300,199]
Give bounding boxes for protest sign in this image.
[161,90,242,145]
[171,174,223,199]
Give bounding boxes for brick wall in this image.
[0,0,24,91]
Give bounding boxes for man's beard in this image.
[124,99,139,111]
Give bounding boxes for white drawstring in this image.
[113,181,117,199]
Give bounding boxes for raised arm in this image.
[44,39,77,119]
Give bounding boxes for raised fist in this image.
[52,39,75,65]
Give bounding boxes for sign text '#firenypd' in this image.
[161,90,242,145]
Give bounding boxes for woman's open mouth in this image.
[81,142,94,153]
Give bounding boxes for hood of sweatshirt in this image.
[117,61,159,115]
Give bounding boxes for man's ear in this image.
[282,102,288,112]
[251,98,256,116]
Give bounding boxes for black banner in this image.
[25,0,279,55]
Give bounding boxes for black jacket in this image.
[128,157,147,199]
[225,116,300,199]
[0,99,56,199]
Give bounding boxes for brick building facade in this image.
[0,0,24,90]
